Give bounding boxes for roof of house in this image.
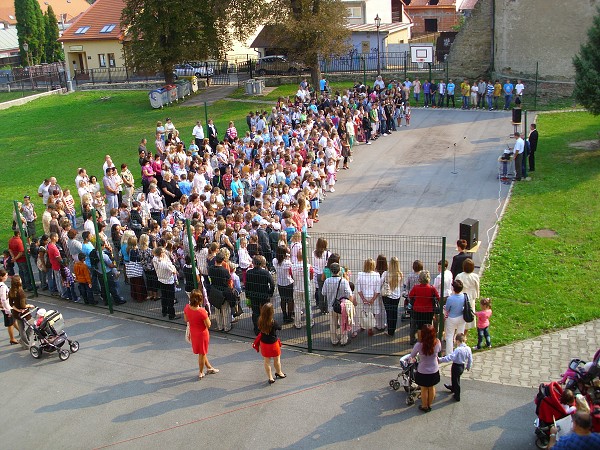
[0,0,91,26]
[59,0,125,42]
[346,23,413,33]
[251,22,412,49]
[0,27,18,52]
[458,0,480,10]
[403,0,456,7]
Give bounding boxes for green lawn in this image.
[0,90,39,102]
[481,111,600,345]
[0,90,272,244]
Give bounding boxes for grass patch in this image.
[0,90,272,244]
[0,90,40,103]
[481,111,600,345]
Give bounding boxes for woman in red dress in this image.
[184,289,219,379]
[257,303,286,385]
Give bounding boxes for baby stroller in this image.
[24,307,80,361]
[559,348,600,403]
[390,354,421,406]
[533,381,569,449]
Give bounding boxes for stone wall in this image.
[446,0,493,81]
[494,0,599,81]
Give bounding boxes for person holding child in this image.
[439,333,473,402]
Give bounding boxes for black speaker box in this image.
[460,219,479,250]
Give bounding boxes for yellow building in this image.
[58,0,126,79]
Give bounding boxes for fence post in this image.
[185,219,198,290]
[404,51,408,80]
[301,231,313,352]
[91,69,95,85]
[437,236,446,347]
[534,61,539,111]
[12,201,38,298]
[91,209,113,313]
[362,56,366,86]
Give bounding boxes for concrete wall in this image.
[494,0,600,81]
[447,0,493,80]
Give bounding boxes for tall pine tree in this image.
[44,6,64,63]
[573,8,600,115]
[15,0,46,65]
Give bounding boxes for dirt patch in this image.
[568,140,600,151]
[534,229,558,238]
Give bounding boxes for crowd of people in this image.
[3,77,497,379]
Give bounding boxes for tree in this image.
[44,6,64,63]
[267,0,351,88]
[15,0,46,66]
[573,8,600,115]
[121,0,266,83]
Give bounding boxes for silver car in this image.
[173,63,214,79]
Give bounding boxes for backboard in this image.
[410,45,434,64]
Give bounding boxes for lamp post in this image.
[375,14,381,76]
[22,42,29,67]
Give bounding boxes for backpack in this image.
[463,293,475,323]
[89,248,101,269]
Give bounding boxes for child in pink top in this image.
[473,297,492,350]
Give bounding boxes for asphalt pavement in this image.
[1,298,537,450]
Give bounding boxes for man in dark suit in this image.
[528,123,538,172]
[207,118,219,150]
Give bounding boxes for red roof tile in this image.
[59,0,126,42]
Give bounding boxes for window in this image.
[74,26,90,34]
[108,53,116,67]
[424,18,438,32]
[100,24,116,33]
[98,54,106,67]
[429,0,440,5]
[347,7,362,19]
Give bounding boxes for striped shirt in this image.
[153,256,176,284]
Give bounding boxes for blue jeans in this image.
[424,93,431,106]
[487,95,493,110]
[66,212,77,229]
[504,94,513,110]
[414,93,420,104]
[477,326,491,348]
[462,96,469,109]
[17,261,33,290]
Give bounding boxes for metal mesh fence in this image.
[14,195,444,356]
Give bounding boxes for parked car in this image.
[255,55,308,76]
[173,63,214,79]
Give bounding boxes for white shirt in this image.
[434,269,453,297]
[192,124,204,140]
[515,83,524,95]
[356,271,381,299]
[273,258,293,286]
[514,137,525,155]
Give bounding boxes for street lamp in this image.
[375,14,381,76]
[22,42,29,67]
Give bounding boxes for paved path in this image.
[440,319,600,388]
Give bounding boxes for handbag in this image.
[208,287,225,309]
[185,323,191,344]
[124,260,143,278]
[462,293,475,323]
[432,292,441,315]
[331,278,343,314]
[381,273,392,298]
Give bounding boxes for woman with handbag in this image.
[455,258,480,338]
[381,256,403,337]
[444,280,467,355]
[408,270,440,345]
[125,236,147,302]
[184,289,218,379]
[255,302,285,385]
